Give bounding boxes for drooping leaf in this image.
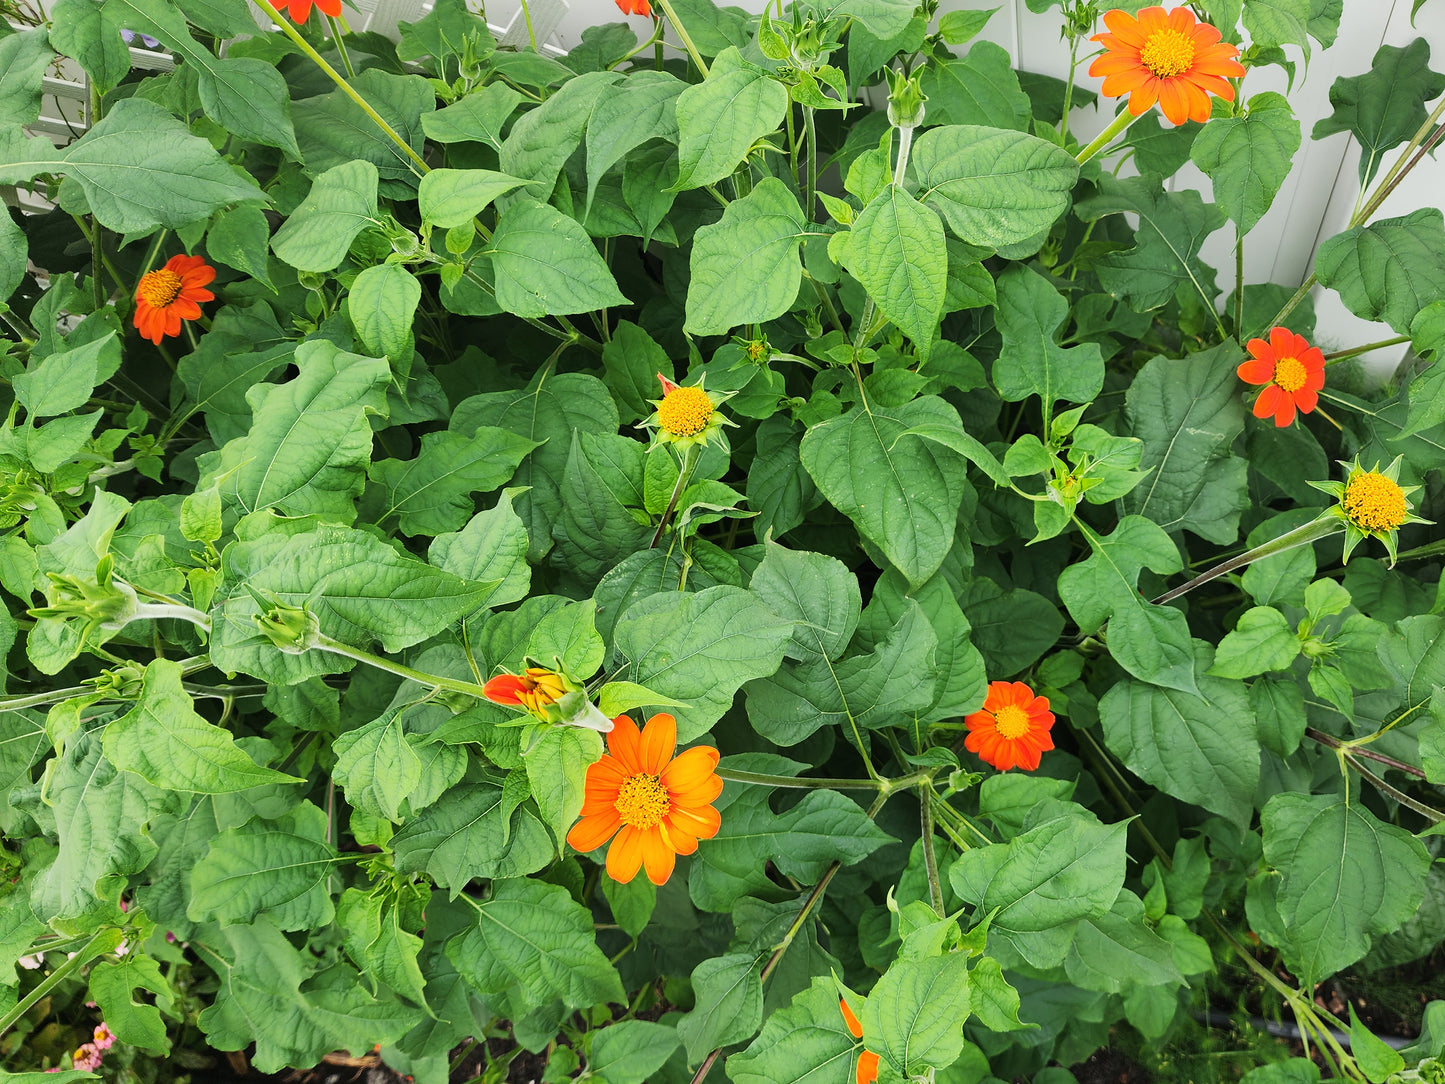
[917,41,1030,130]
[1315,208,1445,335]
[347,262,422,364]
[686,177,806,335]
[271,160,380,273]
[673,47,788,191]
[843,185,947,360]
[488,198,628,317]
[368,426,538,536]
[676,953,764,1063]
[862,954,972,1075]
[188,803,338,929]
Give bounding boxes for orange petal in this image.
[567,810,622,853]
[1237,357,1274,385]
[607,715,643,773]
[606,825,644,883]
[661,745,719,792]
[640,828,676,885]
[638,713,676,776]
[1294,388,1319,414]
[482,674,525,704]
[1157,79,1189,125]
[857,1050,880,1084]
[667,803,721,839]
[1128,79,1160,116]
[839,998,864,1039]
[1269,326,1294,356]
[1102,8,1146,45]
[1101,70,1149,97]
[1090,53,1146,77]
[1273,393,1297,427]
[669,774,724,807]
[1253,383,1283,420]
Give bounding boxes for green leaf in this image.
[348,263,421,364]
[687,177,806,335]
[391,778,552,894]
[1065,890,1183,993]
[1349,1004,1406,1083]
[206,203,274,289]
[271,160,379,273]
[336,885,428,1006]
[1075,174,1225,313]
[88,955,171,1053]
[1123,341,1247,539]
[992,265,1104,411]
[50,98,264,232]
[368,426,538,536]
[1099,645,1259,827]
[200,339,390,519]
[1190,91,1301,234]
[448,878,624,1009]
[499,70,620,193]
[749,542,860,664]
[333,708,422,823]
[428,488,532,609]
[1057,518,1196,693]
[1312,39,1445,185]
[291,70,431,193]
[913,125,1079,254]
[917,41,1030,131]
[601,320,672,424]
[422,82,523,149]
[727,977,857,1084]
[0,29,55,126]
[195,56,301,159]
[959,580,1064,677]
[103,659,298,794]
[586,71,684,213]
[949,806,1127,968]
[588,1021,682,1084]
[12,332,113,418]
[1261,792,1432,983]
[417,168,528,228]
[937,7,998,45]
[800,396,972,587]
[613,585,794,742]
[188,803,338,928]
[0,205,26,305]
[674,48,789,191]
[523,726,603,843]
[676,953,764,1063]
[1210,607,1300,678]
[863,954,971,1075]
[487,198,627,317]
[1316,208,1445,335]
[49,0,129,96]
[844,186,947,360]
[1242,0,1312,54]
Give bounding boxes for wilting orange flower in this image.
[1237,326,1325,427]
[483,667,569,714]
[615,0,652,16]
[839,999,880,1084]
[965,681,1056,772]
[1089,7,1245,126]
[273,0,341,21]
[132,254,214,345]
[566,713,721,886]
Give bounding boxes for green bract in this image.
[1,0,1443,1082]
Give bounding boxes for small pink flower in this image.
[73,1044,103,1072]
[93,1023,116,1050]
[166,931,177,943]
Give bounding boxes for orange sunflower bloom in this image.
[1089,7,1245,126]
[274,0,341,21]
[964,681,1056,772]
[839,999,880,1084]
[615,0,652,16]
[566,713,722,886]
[1236,326,1325,427]
[483,667,570,714]
[132,254,214,345]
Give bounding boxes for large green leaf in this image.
[674,48,788,191]
[1098,645,1260,828]
[417,168,528,228]
[862,954,972,1075]
[1190,91,1301,234]
[1075,174,1225,313]
[447,878,624,1009]
[487,198,628,317]
[843,185,947,360]
[1315,208,1445,335]
[992,265,1104,411]
[1064,890,1184,993]
[1057,517,1196,693]
[271,160,380,273]
[188,803,338,929]
[727,977,857,1084]
[918,41,1030,130]
[422,82,523,150]
[1261,793,1432,983]
[588,1021,682,1084]
[103,660,298,794]
[586,71,684,212]
[1312,38,1445,184]
[913,125,1078,254]
[391,777,552,894]
[12,332,113,419]
[49,0,129,96]
[613,585,794,741]
[523,725,603,843]
[800,396,972,587]
[347,262,421,363]
[428,489,532,609]
[748,542,860,663]
[686,177,806,335]
[332,708,422,823]
[200,339,390,520]
[499,70,620,192]
[0,29,54,127]
[676,953,764,1063]
[1123,341,1247,540]
[368,426,538,536]
[1242,0,1312,54]
[291,70,431,193]
[335,885,428,1007]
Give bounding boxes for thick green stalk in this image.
[1073,108,1141,167]
[651,0,708,76]
[1151,516,1343,605]
[1322,334,1411,364]
[0,930,122,1039]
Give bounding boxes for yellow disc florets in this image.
[657,385,714,438]
[615,773,670,829]
[1272,357,1307,393]
[992,704,1031,740]
[1342,471,1409,533]
[136,268,184,309]
[1140,28,1196,78]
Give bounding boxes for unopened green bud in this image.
[886,67,927,129]
[255,599,320,654]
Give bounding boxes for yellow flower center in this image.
[615,773,670,829]
[1272,356,1308,394]
[1342,472,1408,533]
[657,386,714,437]
[136,268,184,309]
[517,668,567,712]
[993,704,1032,740]
[1140,28,1196,78]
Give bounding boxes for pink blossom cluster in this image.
[45,1023,115,1073]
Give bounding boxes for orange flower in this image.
[566,713,721,886]
[839,999,880,1084]
[1236,326,1325,427]
[483,667,569,714]
[964,681,1055,772]
[274,0,341,21]
[132,254,214,345]
[1089,7,1245,126]
[615,0,652,16]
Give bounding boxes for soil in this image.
[1067,1048,1153,1084]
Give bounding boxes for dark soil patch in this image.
[1068,1048,1153,1084]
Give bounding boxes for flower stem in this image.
[715,768,881,790]
[326,14,355,78]
[892,122,916,187]
[920,786,944,915]
[0,929,122,1039]
[1322,334,1411,364]
[1073,107,1141,167]
[802,105,817,218]
[1151,516,1343,606]
[312,632,492,700]
[518,0,537,52]
[649,443,699,548]
[1351,95,1445,229]
[651,0,708,76]
[1233,228,1245,336]
[255,0,429,177]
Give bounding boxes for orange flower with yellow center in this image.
[1089,7,1245,126]
[839,999,880,1084]
[964,681,1056,772]
[132,254,215,345]
[614,0,651,16]
[1342,470,1409,534]
[483,667,569,714]
[274,0,341,23]
[1236,326,1326,427]
[566,713,722,885]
